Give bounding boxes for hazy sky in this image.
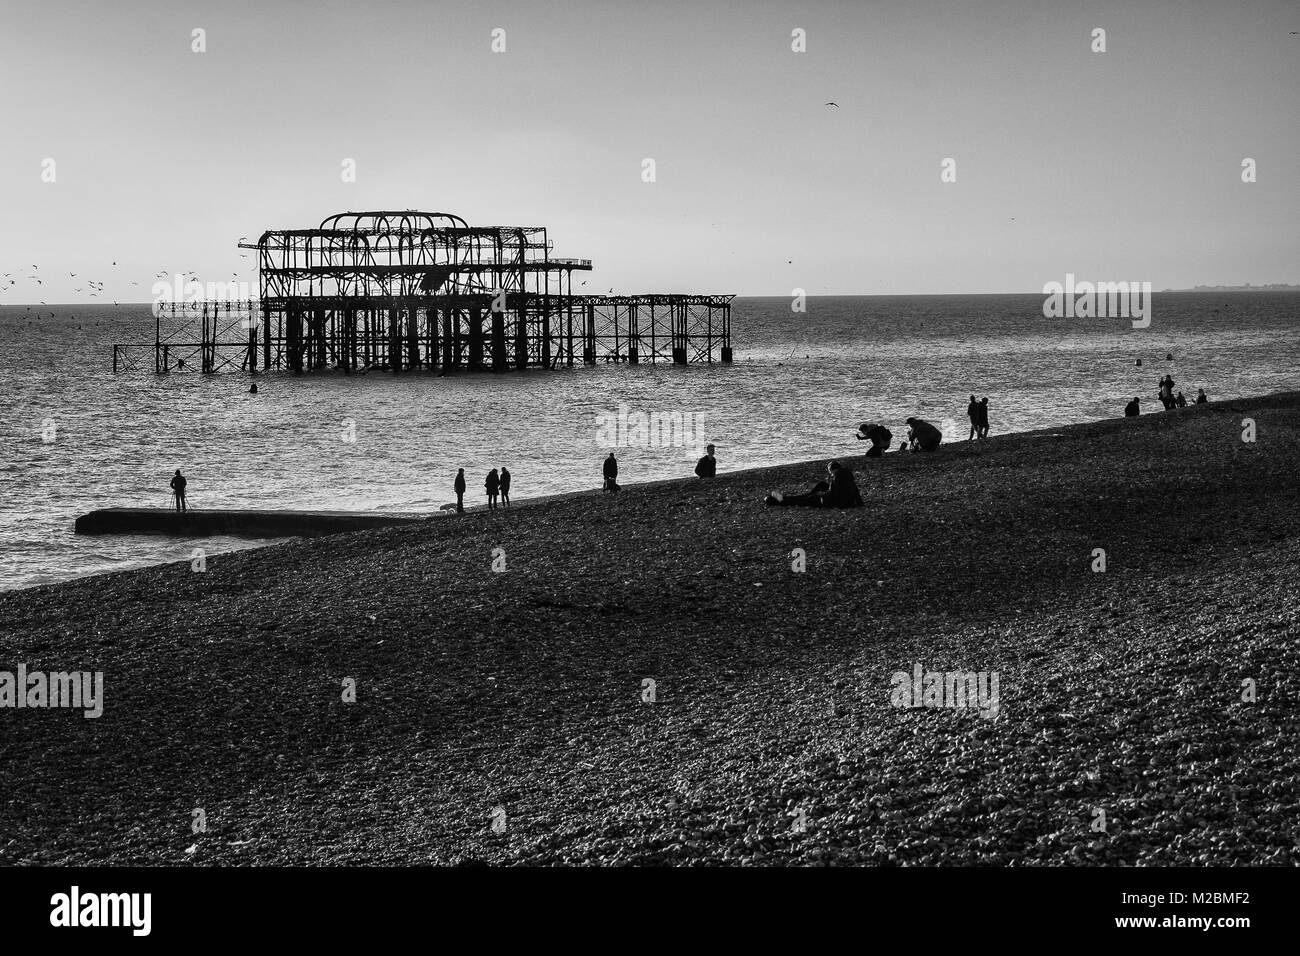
[1,0,1297,300]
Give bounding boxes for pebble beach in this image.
[1,393,1297,866]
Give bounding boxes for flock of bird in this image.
[0,261,245,326]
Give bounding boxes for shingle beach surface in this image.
[1,394,1297,865]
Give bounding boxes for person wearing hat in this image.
[855,422,892,457]
[694,444,716,478]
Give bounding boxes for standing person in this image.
[977,397,990,439]
[694,444,716,478]
[966,395,979,441]
[603,452,619,493]
[499,467,511,506]
[169,469,187,513]
[1158,376,1174,410]
[454,468,466,513]
[485,468,500,511]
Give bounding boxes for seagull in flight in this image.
[825,101,839,108]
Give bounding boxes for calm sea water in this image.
[2,293,1298,591]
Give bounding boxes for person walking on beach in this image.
[603,452,619,493]
[454,468,466,513]
[977,397,990,439]
[169,469,187,513]
[1125,396,1141,417]
[695,444,716,478]
[485,468,500,511]
[966,395,979,441]
[904,417,943,452]
[499,467,511,506]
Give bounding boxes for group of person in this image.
[445,376,1216,516]
[602,443,716,494]
[853,415,946,456]
[453,466,511,512]
[765,410,955,509]
[1126,383,1208,417]
[966,396,991,440]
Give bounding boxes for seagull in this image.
[825,101,839,108]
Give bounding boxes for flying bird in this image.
[825,101,839,107]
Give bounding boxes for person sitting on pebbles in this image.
[904,416,943,452]
[765,460,863,508]
[855,422,892,457]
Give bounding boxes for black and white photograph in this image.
[0,0,1296,941]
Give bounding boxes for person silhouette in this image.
[905,417,943,452]
[603,452,619,493]
[977,397,990,439]
[499,467,511,506]
[966,395,979,441]
[1125,396,1141,417]
[485,469,500,511]
[694,444,716,478]
[1195,388,1208,404]
[454,468,466,513]
[855,423,892,457]
[169,469,187,513]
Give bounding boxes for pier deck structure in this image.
[113,210,733,374]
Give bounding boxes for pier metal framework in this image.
[114,210,733,374]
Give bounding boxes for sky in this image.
[0,0,1297,301]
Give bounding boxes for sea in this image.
[2,293,1298,591]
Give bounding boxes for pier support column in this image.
[468,306,484,369]
[514,299,528,370]
[406,304,420,369]
[442,308,454,369]
[583,303,595,365]
[491,307,507,372]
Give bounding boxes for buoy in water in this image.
[1135,358,1142,366]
